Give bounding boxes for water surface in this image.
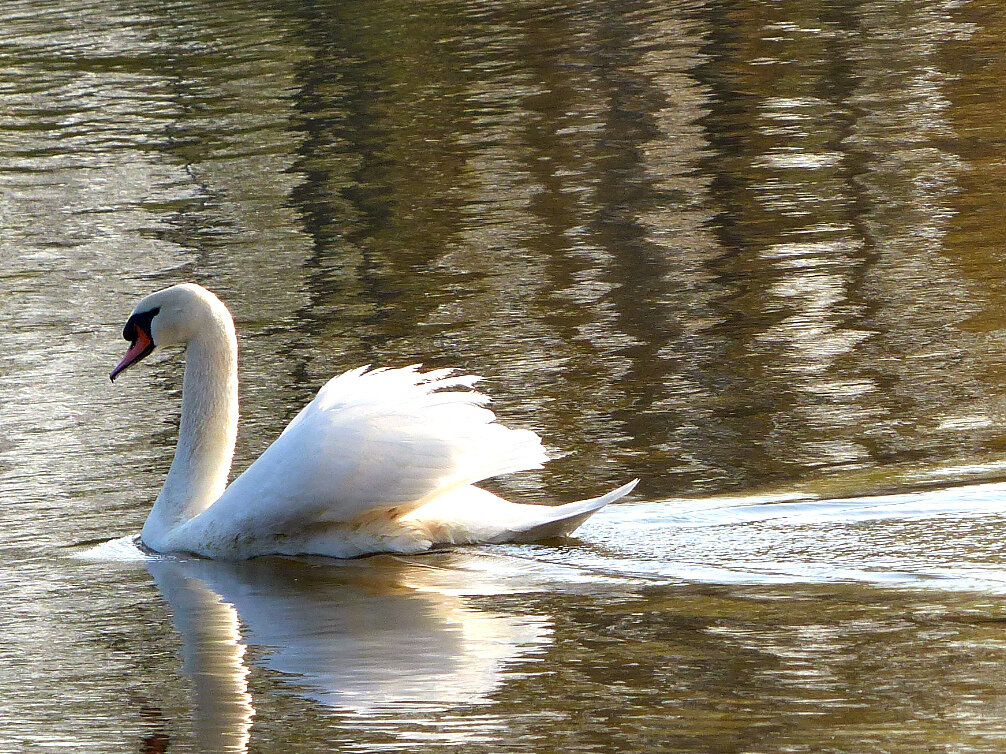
[4,0,1006,750]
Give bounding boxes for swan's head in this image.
[110,283,232,382]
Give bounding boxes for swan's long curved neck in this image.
[142,321,238,543]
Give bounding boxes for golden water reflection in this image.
[6,0,1006,750]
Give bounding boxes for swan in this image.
[110,283,637,559]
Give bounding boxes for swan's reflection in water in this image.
[146,552,553,751]
[149,562,254,753]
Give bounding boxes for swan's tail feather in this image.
[489,479,639,543]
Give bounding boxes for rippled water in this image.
[5,0,1006,750]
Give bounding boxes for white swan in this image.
[110,283,637,559]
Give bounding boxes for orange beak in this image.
[110,328,154,382]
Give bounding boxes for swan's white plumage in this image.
[114,284,637,559]
[177,366,550,556]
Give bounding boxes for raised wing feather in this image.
[192,366,547,539]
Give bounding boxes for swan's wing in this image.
[202,366,547,534]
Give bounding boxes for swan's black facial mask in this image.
[110,307,160,382]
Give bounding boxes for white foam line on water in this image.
[630,480,1006,528]
[66,481,1006,595]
